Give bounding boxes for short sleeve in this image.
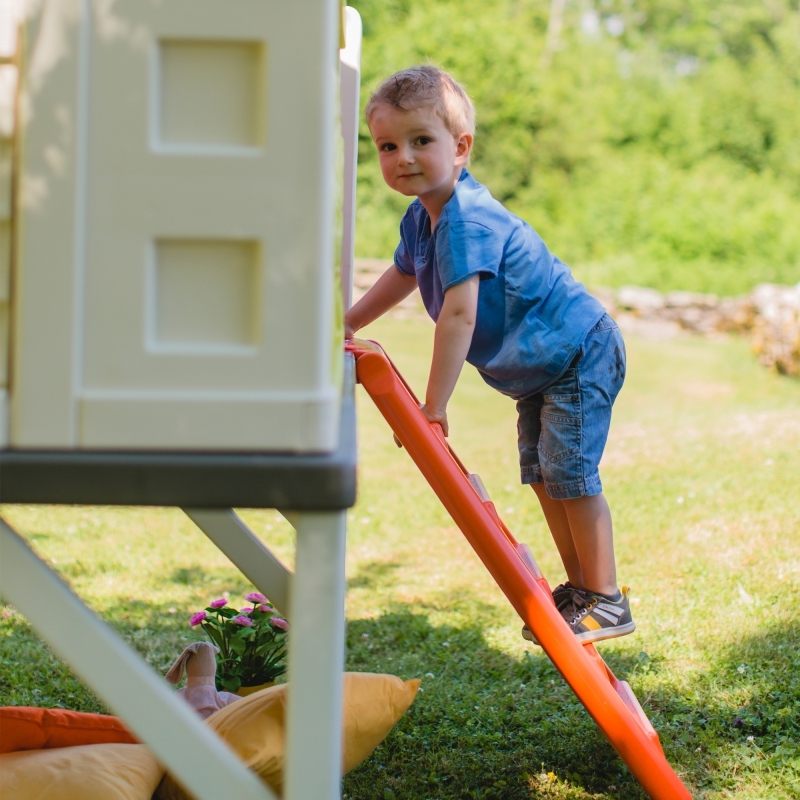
[393,208,418,276]
[434,220,503,291]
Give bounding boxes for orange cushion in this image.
[0,707,138,754]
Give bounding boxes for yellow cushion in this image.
[156,672,420,799]
[338,673,420,773]
[0,743,164,800]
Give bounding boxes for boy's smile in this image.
[369,104,472,225]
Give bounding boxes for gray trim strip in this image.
[0,362,357,511]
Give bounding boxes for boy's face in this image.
[369,103,472,207]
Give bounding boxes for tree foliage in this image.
[353,0,800,294]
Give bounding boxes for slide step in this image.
[582,643,664,754]
[516,542,553,601]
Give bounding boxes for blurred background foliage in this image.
[352,0,800,295]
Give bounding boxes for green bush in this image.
[353,0,800,295]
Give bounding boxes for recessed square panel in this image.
[154,239,259,348]
[157,40,263,149]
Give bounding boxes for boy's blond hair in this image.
[365,65,476,137]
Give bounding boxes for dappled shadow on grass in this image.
[344,611,647,800]
[635,616,800,798]
[170,565,210,585]
[3,596,795,797]
[0,607,107,712]
[344,610,800,799]
[0,595,209,713]
[592,648,665,681]
[348,560,403,591]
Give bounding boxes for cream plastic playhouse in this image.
[1,0,351,452]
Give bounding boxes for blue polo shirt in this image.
[394,170,605,399]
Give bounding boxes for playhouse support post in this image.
[284,511,347,800]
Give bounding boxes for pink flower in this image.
[209,598,227,609]
[189,611,207,627]
[257,604,273,613]
[232,615,254,627]
[269,617,289,632]
[246,592,269,604]
[239,607,254,614]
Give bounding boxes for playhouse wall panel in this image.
[11,0,343,452]
[11,1,95,447]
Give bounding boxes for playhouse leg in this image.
[284,511,347,800]
[184,508,293,617]
[0,518,275,800]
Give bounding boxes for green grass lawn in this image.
[2,318,799,799]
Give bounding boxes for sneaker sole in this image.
[521,625,539,645]
[523,621,636,646]
[574,621,636,644]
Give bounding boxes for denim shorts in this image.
[517,314,626,500]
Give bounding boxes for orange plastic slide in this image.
[349,339,692,800]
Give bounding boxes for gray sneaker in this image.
[566,586,636,643]
[521,582,576,644]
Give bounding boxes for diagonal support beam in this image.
[184,508,293,617]
[0,517,275,800]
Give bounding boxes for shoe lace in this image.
[553,582,576,612]
[566,589,597,625]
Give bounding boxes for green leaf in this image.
[203,626,225,651]
[219,676,241,693]
[255,641,281,655]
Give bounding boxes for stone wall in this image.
[597,283,800,377]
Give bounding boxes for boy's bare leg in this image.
[561,493,618,597]
[531,486,618,597]
[531,484,584,587]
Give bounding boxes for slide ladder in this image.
[349,339,691,800]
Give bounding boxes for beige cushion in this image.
[156,672,420,799]
[0,743,164,800]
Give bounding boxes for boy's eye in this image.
[415,137,432,145]
[380,143,397,152]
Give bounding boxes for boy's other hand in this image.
[420,404,449,437]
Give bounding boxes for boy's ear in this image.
[455,132,473,164]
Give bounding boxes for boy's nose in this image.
[397,146,415,165]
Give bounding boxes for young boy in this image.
[344,66,634,644]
